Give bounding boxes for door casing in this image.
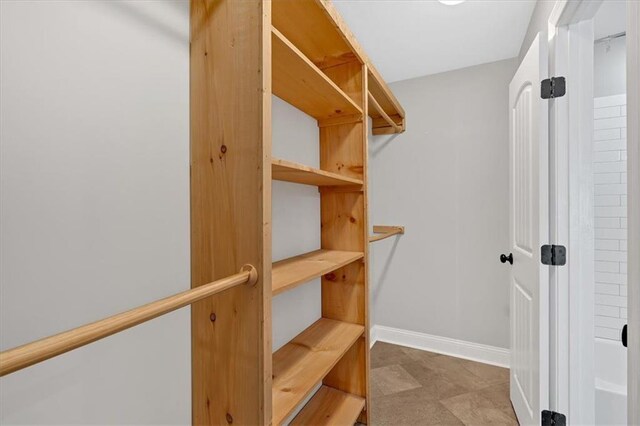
[547,0,639,423]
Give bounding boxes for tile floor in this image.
[368,342,518,425]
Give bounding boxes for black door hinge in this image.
[541,77,566,99]
[542,410,567,426]
[541,245,566,266]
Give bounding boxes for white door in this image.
[508,33,549,426]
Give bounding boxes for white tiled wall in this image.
[593,94,628,341]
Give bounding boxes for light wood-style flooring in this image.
[369,342,518,425]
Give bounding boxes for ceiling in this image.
[333,0,536,83]
[594,0,626,40]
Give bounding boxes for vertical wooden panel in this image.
[323,59,364,109]
[320,62,370,423]
[319,123,364,180]
[321,261,365,324]
[323,337,367,397]
[190,0,271,424]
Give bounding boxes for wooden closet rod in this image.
[0,265,258,377]
[369,225,404,243]
[368,91,401,133]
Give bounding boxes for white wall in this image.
[519,0,555,60]
[369,58,517,350]
[0,1,191,423]
[592,96,628,342]
[592,5,627,342]
[595,37,627,97]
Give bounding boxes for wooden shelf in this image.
[272,0,357,67]
[272,318,365,425]
[272,158,363,187]
[290,385,365,425]
[272,0,404,133]
[272,27,362,120]
[272,249,363,296]
[368,70,405,135]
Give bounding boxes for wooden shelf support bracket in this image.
[369,225,405,243]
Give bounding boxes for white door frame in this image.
[548,2,600,423]
[626,2,640,423]
[548,0,640,423]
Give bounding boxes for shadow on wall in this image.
[371,134,400,157]
[371,237,400,307]
[99,0,188,48]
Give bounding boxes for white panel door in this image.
[508,32,549,426]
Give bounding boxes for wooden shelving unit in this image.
[272,319,364,425]
[272,158,363,188]
[190,0,405,424]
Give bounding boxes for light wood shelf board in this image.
[272,27,361,120]
[272,158,363,187]
[272,249,364,296]
[272,319,365,425]
[272,0,355,66]
[290,385,365,426]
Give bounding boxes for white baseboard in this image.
[370,325,510,368]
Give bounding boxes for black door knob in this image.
[500,253,513,265]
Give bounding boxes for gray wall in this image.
[1,1,191,423]
[595,36,627,97]
[0,2,319,423]
[272,96,322,353]
[369,58,518,349]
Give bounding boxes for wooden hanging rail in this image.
[0,265,258,377]
[367,68,406,135]
[368,91,401,133]
[369,225,405,243]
